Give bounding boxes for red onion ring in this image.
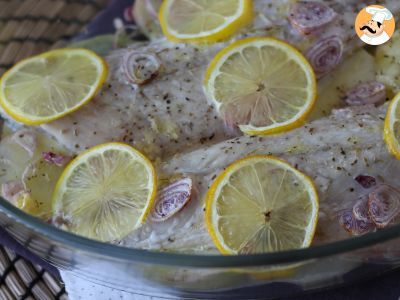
[289,1,337,35]
[352,196,371,223]
[343,82,386,106]
[338,210,375,236]
[368,184,400,229]
[150,177,193,222]
[123,51,161,85]
[306,36,343,79]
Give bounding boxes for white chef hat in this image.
[366,6,393,24]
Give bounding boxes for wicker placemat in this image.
[0,0,109,75]
[0,0,109,298]
[0,246,67,299]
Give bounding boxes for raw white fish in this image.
[32,0,400,159]
[41,41,227,159]
[122,104,400,253]
[1,0,400,254]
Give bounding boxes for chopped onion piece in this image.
[355,174,377,189]
[150,177,192,222]
[42,152,71,167]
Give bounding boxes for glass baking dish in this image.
[1,197,399,299]
[1,0,400,298]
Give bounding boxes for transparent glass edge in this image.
[1,196,400,268]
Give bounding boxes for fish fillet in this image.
[121,104,400,253]
[1,0,400,254]
[34,0,399,160]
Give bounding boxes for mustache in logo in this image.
[360,25,377,34]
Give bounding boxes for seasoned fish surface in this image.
[1,0,400,254]
[37,0,399,159]
[42,42,226,159]
[122,104,400,253]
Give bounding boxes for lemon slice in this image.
[159,0,254,43]
[205,155,319,254]
[0,49,107,125]
[204,37,317,135]
[384,93,400,160]
[52,143,156,242]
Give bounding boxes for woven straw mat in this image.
[0,0,109,299]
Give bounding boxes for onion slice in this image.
[368,184,400,228]
[354,174,377,189]
[306,36,343,79]
[150,177,193,222]
[42,152,71,167]
[123,51,161,85]
[289,1,337,35]
[338,210,375,236]
[344,82,386,106]
[352,196,371,223]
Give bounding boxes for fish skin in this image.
[37,0,399,159]
[122,104,400,253]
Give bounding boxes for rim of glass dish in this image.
[1,196,400,268]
